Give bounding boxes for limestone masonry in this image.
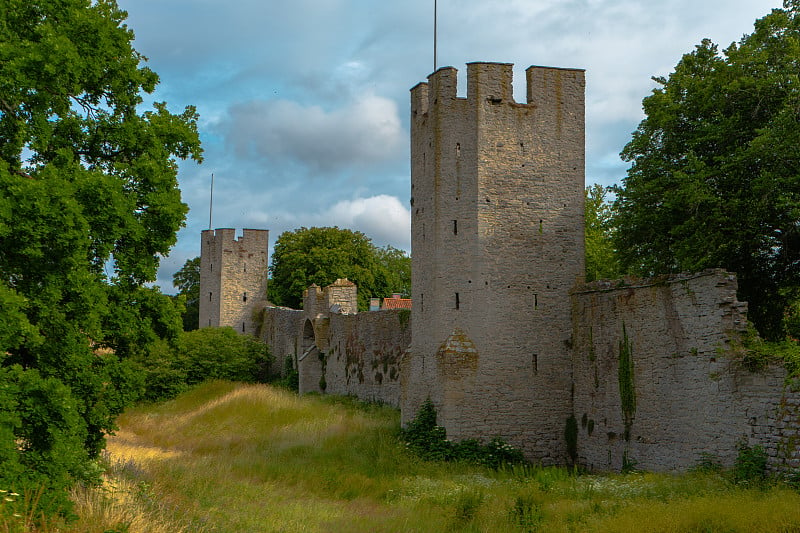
[200,62,800,473]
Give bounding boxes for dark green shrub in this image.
[509,492,544,531]
[274,355,299,392]
[402,399,527,468]
[733,440,768,484]
[135,327,273,402]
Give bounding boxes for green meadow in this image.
[40,381,800,532]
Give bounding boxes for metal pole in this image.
[209,173,214,230]
[434,0,438,71]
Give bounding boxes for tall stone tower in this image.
[403,63,585,463]
[199,228,269,335]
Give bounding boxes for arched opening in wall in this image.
[298,319,323,395]
[302,319,315,355]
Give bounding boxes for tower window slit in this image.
[453,219,458,235]
[243,292,247,302]
[455,292,460,310]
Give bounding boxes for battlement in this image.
[201,228,268,248]
[411,62,585,116]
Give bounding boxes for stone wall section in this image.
[258,281,410,406]
[258,306,304,376]
[404,63,585,463]
[199,228,268,335]
[318,309,410,406]
[571,269,800,472]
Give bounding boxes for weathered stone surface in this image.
[572,270,799,472]
[404,62,585,463]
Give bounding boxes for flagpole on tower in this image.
[208,173,214,230]
[433,0,438,71]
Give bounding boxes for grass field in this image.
[49,381,800,532]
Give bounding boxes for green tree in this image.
[375,245,411,298]
[585,184,620,282]
[173,256,200,331]
[0,0,201,514]
[268,227,406,311]
[136,327,273,402]
[614,1,800,339]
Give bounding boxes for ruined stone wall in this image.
[404,62,585,463]
[259,284,409,406]
[258,306,304,376]
[320,309,410,406]
[199,228,268,335]
[571,269,800,472]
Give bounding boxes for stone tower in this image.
[403,63,585,463]
[199,228,269,335]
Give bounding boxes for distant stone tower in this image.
[403,63,585,463]
[199,228,269,335]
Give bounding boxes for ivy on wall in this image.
[618,323,636,441]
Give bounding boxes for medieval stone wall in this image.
[258,305,304,375]
[314,309,409,406]
[571,269,800,472]
[257,281,410,406]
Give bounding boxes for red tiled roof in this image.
[382,297,412,310]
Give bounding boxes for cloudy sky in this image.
[115,0,783,292]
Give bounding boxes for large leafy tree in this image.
[0,0,201,513]
[173,256,200,331]
[614,1,800,339]
[268,227,409,311]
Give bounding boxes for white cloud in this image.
[312,194,411,250]
[220,93,404,173]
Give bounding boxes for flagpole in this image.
[208,173,214,230]
[434,0,438,71]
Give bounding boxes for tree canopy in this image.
[613,1,800,339]
[0,0,201,513]
[268,227,410,311]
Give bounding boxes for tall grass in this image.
[52,381,800,532]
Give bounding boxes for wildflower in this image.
[4,497,13,502]
[9,492,19,496]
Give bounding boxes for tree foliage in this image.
[0,0,201,514]
[268,227,410,311]
[614,1,800,339]
[173,256,200,331]
[585,184,620,282]
[136,327,273,403]
[375,245,412,298]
